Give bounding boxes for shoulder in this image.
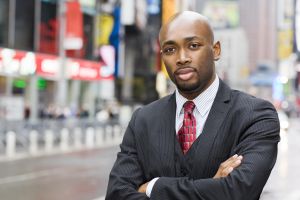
[228,89,279,125]
[143,94,173,109]
[134,94,174,117]
[127,94,174,130]
[218,80,276,112]
[232,89,275,111]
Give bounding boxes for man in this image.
[106,11,280,200]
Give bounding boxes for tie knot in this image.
[184,101,195,114]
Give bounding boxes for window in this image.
[0,0,9,47]
[14,0,35,50]
[39,0,58,54]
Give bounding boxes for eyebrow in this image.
[161,40,176,47]
[162,36,203,47]
[184,36,202,41]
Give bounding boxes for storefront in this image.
[0,47,114,119]
[0,0,117,120]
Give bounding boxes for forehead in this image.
[160,16,212,44]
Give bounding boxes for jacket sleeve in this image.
[105,108,149,200]
[151,101,280,200]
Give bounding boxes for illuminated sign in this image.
[99,45,115,78]
[67,59,101,81]
[0,48,36,76]
[0,48,114,81]
[96,14,114,46]
[35,53,59,78]
[65,1,83,50]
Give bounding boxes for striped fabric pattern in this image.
[175,75,219,137]
[177,101,196,154]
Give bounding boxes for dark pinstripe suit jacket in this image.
[106,80,280,200]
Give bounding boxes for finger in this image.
[220,154,237,168]
[227,154,243,165]
[227,167,233,174]
[219,167,232,177]
[215,155,243,178]
[228,159,242,170]
[227,156,243,169]
[221,158,243,177]
[221,154,241,169]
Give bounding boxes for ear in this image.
[213,41,221,61]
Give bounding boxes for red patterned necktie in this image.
[178,101,196,154]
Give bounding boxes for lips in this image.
[175,67,195,81]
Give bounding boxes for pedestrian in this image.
[105,11,280,200]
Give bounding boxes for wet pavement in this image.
[0,118,299,200]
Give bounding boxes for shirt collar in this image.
[176,75,220,117]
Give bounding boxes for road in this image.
[0,118,299,200]
[261,118,300,200]
[0,146,119,200]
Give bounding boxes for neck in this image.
[179,74,216,100]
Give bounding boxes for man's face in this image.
[160,15,220,98]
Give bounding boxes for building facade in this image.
[0,0,115,121]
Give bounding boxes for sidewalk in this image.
[261,118,300,200]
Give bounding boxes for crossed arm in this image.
[138,154,243,194]
[106,104,280,200]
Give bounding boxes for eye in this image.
[189,43,201,50]
[162,47,176,55]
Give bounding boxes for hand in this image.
[138,181,149,193]
[213,154,243,179]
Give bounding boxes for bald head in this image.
[159,11,214,45]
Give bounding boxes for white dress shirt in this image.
[146,75,220,197]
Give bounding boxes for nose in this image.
[176,49,191,66]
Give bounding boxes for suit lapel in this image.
[191,80,232,177]
[157,93,177,176]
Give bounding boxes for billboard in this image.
[203,1,239,29]
[0,48,114,81]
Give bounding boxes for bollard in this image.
[60,128,69,151]
[73,127,82,149]
[95,127,104,146]
[6,131,16,158]
[85,127,95,148]
[29,130,38,155]
[44,130,54,153]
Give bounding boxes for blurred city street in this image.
[0,145,119,200]
[0,117,299,200]
[261,118,300,200]
[1,0,300,199]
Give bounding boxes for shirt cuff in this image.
[146,177,159,198]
